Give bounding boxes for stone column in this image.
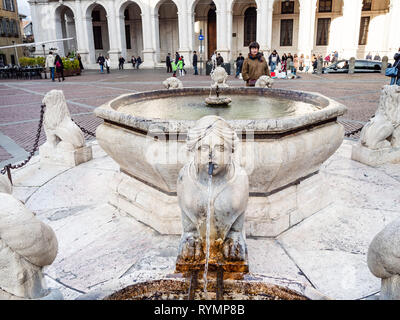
[140,8,157,68]
[28,1,43,54]
[298,0,317,58]
[257,0,274,56]
[177,1,192,64]
[387,0,400,55]
[83,16,96,64]
[106,2,122,68]
[74,0,90,65]
[341,0,363,59]
[116,13,127,61]
[216,2,230,62]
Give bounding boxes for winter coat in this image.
[177,59,183,70]
[216,56,224,66]
[97,56,105,65]
[242,53,270,86]
[166,55,171,66]
[45,54,55,68]
[192,54,198,66]
[268,53,281,66]
[171,61,177,72]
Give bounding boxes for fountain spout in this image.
[208,162,214,176]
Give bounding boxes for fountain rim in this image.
[94,87,347,134]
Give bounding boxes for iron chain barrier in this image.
[1,103,96,184]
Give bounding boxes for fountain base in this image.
[204,96,232,106]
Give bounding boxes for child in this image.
[171,60,177,77]
[177,57,184,76]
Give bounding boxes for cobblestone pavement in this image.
[0,69,389,167]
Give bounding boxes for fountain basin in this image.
[95,87,346,237]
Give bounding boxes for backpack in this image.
[55,61,61,68]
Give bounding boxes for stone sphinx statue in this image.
[211,66,229,88]
[39,89,92,166]
[360,85,400,150]
[255,75,274,88]
[0,175,60,299]
[352,85,400,166]
[176,115,249,273]
[163,77,183,89]
[367,218,400,300]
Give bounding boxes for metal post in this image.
[199,29,203,75]
[12,41,19,66]
[42,44,47,79]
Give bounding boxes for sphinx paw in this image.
[179,233,203,262]
[223,233,246,262]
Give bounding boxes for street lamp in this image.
[42,44,47,79]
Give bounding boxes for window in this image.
[280,19,293,46]
[281,1,294,14]
[92,10,101,22]
[359,16,370,45]
[13,19,18,37]
[5,19,10,37]
[3,0,15,11]
[0,19,4,36]
[125,25,131,49]
[93,26,103,49]
[362,0,372,11]
[124,9,129,20]
[316,18,330,45]
[319,0,332,12]
[243,7,257,46]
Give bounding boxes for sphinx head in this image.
[187,116,239,176]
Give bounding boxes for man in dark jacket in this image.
[118,56,125,70]
[97,54,105,73]
[216,53,224,66]
[235,53,244,78]
[268,50,281,73]
[166,53,172,73]
[390,49,400,86]
[175,52,180,64]
[192,51,198,75]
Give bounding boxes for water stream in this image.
[203,163,214,299]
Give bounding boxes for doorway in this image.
[207,8,216,60]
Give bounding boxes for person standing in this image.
[118,56,125,70]
[241,41,270,87]
[105,56,111,74]
[136,56,142,69]
[166,53,172,73]
[211,51,217,69]
[54,54,65,82]
[171,59,177,77]
[77,53,84,71]
[177,56,184,76]
[181,56,187,75]
[216,53,224,66]
[287,53,293,75]
[324,54,330,66]
[293,54,299,77]
[281,53,287,73]
[175,52,180,64]
[389,49,400,86]
[97,54,105,73]
[235,53,244,78]
[268,50,280,73]
[193,51,198,75]
[299,54,305,72]
[45,51,55,82]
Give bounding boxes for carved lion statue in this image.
[255,75,274,88]
[42,90,85,151]
[360,85,400,150]
[176,116,249,270]
[162,77,183,89]
[211,66,229,88]
[0,175,58,299]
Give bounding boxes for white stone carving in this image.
[163,77,183,89]
[211,66,229,88]
[39,90,92,166]
[367,218,400,300]
[352,85,400,166]
[0,175,60,299]
[255,75,274,88]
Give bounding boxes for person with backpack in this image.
[97,54,105,73]
[241,41,270,87]
[177,57,184,76]
[54,55,65,82]
[389,49,400,86]
[171,59,177,77]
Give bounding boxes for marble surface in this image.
[8,139,400,300]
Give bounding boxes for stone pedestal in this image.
[349,57,356,74]
[109,171,331,238]
[351,144,400,167]
[381,56,389,74]
[39,144,93,167]
[381,275,400,300]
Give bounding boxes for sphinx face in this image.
[194,132,232,176]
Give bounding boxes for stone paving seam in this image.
[43,273,86,294]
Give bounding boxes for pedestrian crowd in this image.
[45,51,85,82]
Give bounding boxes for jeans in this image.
[270,62,276,72]
[390,76,400,85]
[193,65,198,75]
[100,64,104,73]
[50,67,55,81]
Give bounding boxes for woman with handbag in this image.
[388,50,400,86]
[242,42,270,87]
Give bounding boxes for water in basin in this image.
[117,95,321,120]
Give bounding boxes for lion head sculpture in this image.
[377,85,400,127]
[211,66,229,88]
[163,77,183,89]
[42,90,71,130]
[255,75,274,88]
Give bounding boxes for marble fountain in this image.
[90,81,347,300]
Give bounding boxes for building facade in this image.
[29,0,400,68]
[0,0,24,65]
